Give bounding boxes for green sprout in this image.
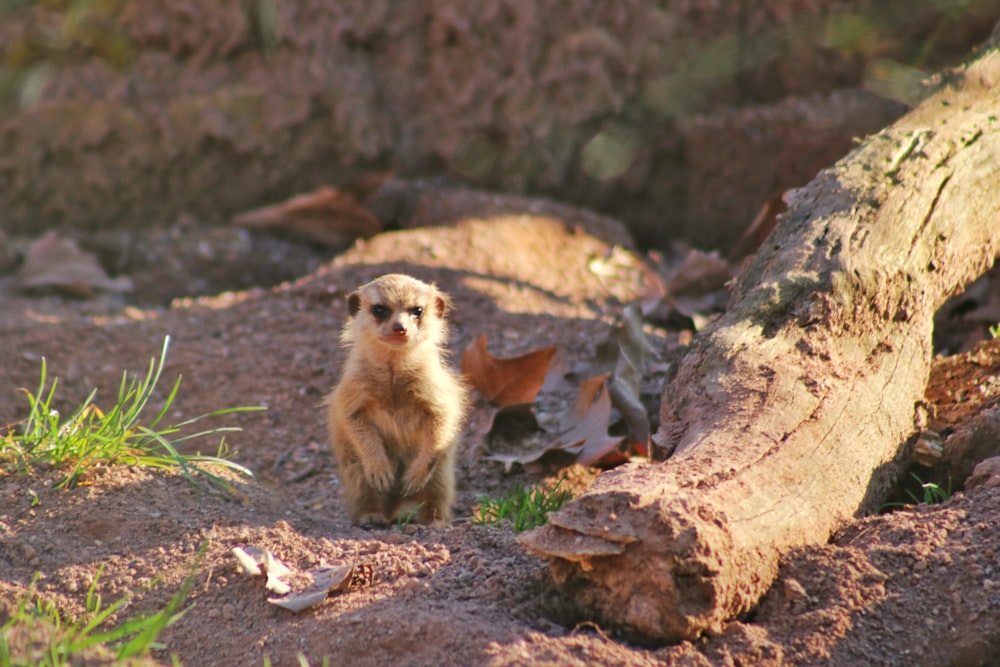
[472,476,573,532]
[0,336,261,492]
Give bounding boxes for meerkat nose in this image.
[392,322,407,334]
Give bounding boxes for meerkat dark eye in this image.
[408,306,424,319]
[371,304,391,321]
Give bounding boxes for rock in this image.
[965,456,1000,490]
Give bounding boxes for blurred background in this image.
[0,0,997,253]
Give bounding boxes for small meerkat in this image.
[326,274,468,527]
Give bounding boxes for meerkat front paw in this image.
[400,455,437,497]
[363,455,395,492]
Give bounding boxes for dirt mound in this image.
[2,212,1000,665]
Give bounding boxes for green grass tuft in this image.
[904,473,952,506]
[0,336,262,491]
[882,472,953,511]
[472,476,573,532]
[0,567,195,667]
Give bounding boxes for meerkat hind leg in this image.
[347,474,392,527]
[390,498,422,524]
[411,469,454,526]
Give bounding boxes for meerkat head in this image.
[342,274,452,351]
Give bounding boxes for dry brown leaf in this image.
[268,559,356,612]
[540,347,575,393]
[596,305,653,451]
[729,191,787,262]
[263,549,294,595]
[559,373,610,431]
[232,547,359,614]
[340,171,394,201]
[594,305,653,370]
[461,335,557,407]
[556,378,627,466]
[485,448,576,473]
[466,400,543,468]
[639,248,732,326]
[268,587,327,613]
[486,374,625,468]
[231,545,264,576]
[232,546,294,595]
[233,186,382,247]
[608,352,649,455]
[314,561,357,595]
[667,248,732,297]
[638,255,669,317]
[16,231,132,298]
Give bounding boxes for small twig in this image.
[885,129,930,177]
[571,620,613,642]
[288,464,318,483]
[840,525,873,545]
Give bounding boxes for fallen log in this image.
[520,50,1000,643]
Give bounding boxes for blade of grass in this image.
[2,336,264,493]
[0,555,201,663]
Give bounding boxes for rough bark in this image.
[519,50,1000,643]
[1,1,993,248]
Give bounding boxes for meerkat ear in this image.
[434,291,452,318]
[347,292,361,316]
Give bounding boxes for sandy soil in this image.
[2,205,999,666]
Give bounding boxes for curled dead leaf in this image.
[597,305,653,451]
[231,546,264,576]
[485,374,625,468]
[260,549,293,580]
[268,560,356,612]
[231,546,294,594]
[16,231,132,298]
[557,378,627,466]
[233,186,382,247]
[560,373,610,432]
[729,191,787,262]
[667,248,732,297]
[461,335,557,407]
[232,546,360,613]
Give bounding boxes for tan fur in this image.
[325,274,468,527]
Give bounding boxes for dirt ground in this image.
[2,204,1000,666]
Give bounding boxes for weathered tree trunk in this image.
[520,50,1000,643]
